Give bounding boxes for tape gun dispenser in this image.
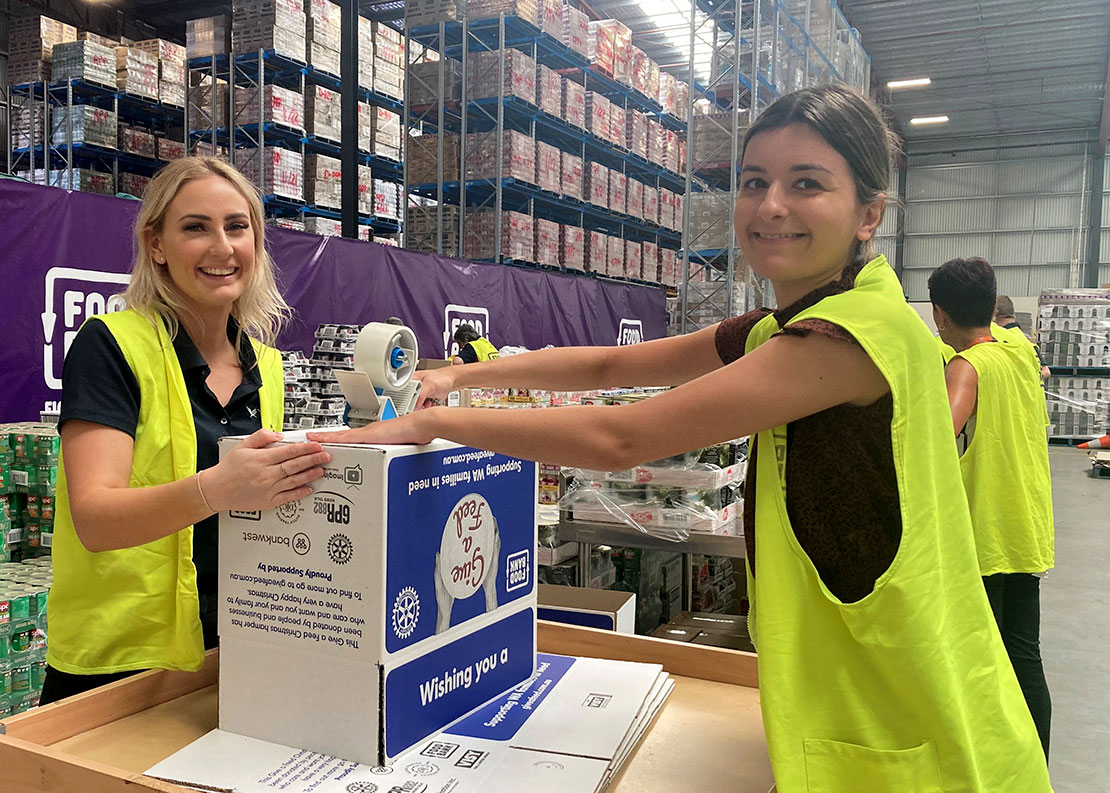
[332,323,423,427]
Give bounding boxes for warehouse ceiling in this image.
[839,0,1110,141]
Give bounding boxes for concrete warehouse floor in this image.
[1042,447,1110,792]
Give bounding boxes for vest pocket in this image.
[803,737,943,793]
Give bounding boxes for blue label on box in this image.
[385,447,535,654]
[446,652,575,741]
[537,606,616,631]
[384,607,536,757]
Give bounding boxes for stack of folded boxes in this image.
[626,179,644,221]
[561,152,584,200]
[408,134,460,185]
[465,130,536,184]
[132,39,187,107]
[463,210,534,261]
[235,147,304,201]
[537,64,562,116]
[561,226,586,271]
[115,47,158,100]
[607,236,625,278]
[586,162,609,208]
[534,219,561,266]
[371,107,402,160]
[304,153,342,209]
[562,4,589,58]
[186,16,231,59]
[563,80,587,130]
[467,49,537,105]
[8,15,76,85]
[306,84,341,142]
[536,141,561,194]
[609,171,627,215]
[52,40,115,86]
[585,91,610,142]
[586,231,608,273]
[306,0,341,75]
[232,0,306,63]
[609,105,626,149]
[373,21,404,99]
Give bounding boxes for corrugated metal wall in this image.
[1102,155,1110,286]
[897,133,1095,300]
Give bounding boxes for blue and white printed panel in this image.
[385,447,536,654]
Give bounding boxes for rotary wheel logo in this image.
[392,586,420,639]
[347,783,378,793]
[328,533,353,564]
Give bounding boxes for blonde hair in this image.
[122,156,290,345]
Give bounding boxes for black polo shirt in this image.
[59,316,263,595]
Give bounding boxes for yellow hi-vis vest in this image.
[467,337,500,361]
[955,341,1054,575]
[744,257,1051,793]
[47,310,283,674]
[991,322,1043,378]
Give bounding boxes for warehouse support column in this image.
[1085,30,1109,288]
[340,0,359,239]
[894,159,907,280]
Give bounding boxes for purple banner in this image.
[0,180,666,422]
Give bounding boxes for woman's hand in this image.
[412,367,460,409]
[203,429,331,512]
[307,410,439,446]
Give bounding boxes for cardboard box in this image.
[217,436,539,766]
[536,540,578,566]
[538,584,635,633]
[561,225,586,271]
[561,151,584,200]
[563,79,586,130]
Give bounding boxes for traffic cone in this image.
[1078,435,1110,449]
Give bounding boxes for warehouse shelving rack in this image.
[8,77,184,195]
[679,0,870,330]
[404,12,684,281]
[186,47,404,234]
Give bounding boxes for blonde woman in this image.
[42,157,330,703]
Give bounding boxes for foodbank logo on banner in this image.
[617,319,644,346]
[443,304,490,358]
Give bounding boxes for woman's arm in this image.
[416,323,725,406]
[63,422,331,552]
[944,357,979,436]
[311,331,889,470]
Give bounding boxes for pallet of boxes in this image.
[1039,288,1110,442]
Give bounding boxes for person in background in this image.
[311,86,1051,791]
[931,257,1054,758]
[995,294,1051,379]
[451,323,500,365]
[42,157,329,704]
[385,316,405,326]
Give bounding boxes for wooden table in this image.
[0,622,773,793]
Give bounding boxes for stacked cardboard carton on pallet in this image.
[232,0,306,63]
[1039,289,1110,439]
[235,146,304,201]
[187,16,231,59]
[52,40,116,87]
[115,47,158,100]
[8,15,77,85]
[132,39,187,107]
[372,21,404,99]
[306,0,341,75]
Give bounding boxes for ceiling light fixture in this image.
[887,77,931,89]
[910,115,950,126]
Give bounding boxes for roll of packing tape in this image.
[353,323,419,389]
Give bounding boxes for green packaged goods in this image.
[31,433,60,457]
[1,664,11,695]
[10,662,29,693]
[30,658,46,690]
[8,590,29,623]
[10,624,35,655]
[26,495,54,521]
[24,523,40,549]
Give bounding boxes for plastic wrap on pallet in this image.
[675,80,689,122]
[235,84,305,132]
[642,241,658,282]
[1045,376,1110,438]
[191,81,229,127]
[536,141,562,194]
[562,4,589,57]
[115,47,159,99]
[303,216,343,236]
[627,110,648,157]
[586,230,608,273]
[157,136,186,161]
[371,106,402,159]
[118,125,157,159]
[466,0,539,26]
[588,20,615,77]
[51,40,116,87]
[630,47,649,97]
[537,64,562,116]
[307,0,342,52]
[374,25,403,67]
[657,188,674,230]
[560,152,584,201]
[607,235,625,278]
[1037,290,1110,368]
[585,91,610,142]
[159,79,186,107]
[626,178,644,220]
[408,133,460,185]
[609,104,626,148]
[51,105,118,149]
[560,225,586,271]
[643,184,658,225]
[308,41,340,75]
[586,162,609,208]
[235,146,303,201]
[463,209,534,261]
[357,17,373,88]
[625,240,643,280]
[372,179,402,220]
[232,0,306,41]
[49,168,114,195]
[118,172,152,198]
[466,49,537,106]
[12,107,46,148]
[673,193,683,232]
[355,164,373,215]
[534,218,561,267]
[304,153,342,209]
[9,15,77,63]
[357,101,373,151]
[563,80,586,130]
[405,0,463,29]
[131,38,186,65]
[187,16,231,59]
[232,12,306,63]
[658,71,677,117]
[409,60,462,106]
[306,84,341,141]
[465,130,537,184]
[646,118,664,166]
[688,190,731,249]
[609,171,627,215]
